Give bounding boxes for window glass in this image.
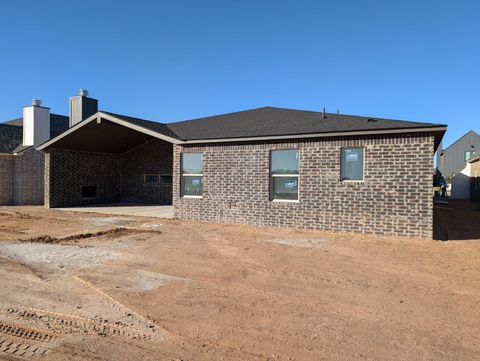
[182,153,203,174]
[144,174,159,185]
[181,175,203,196]
[465,151,475,161]
[271,150,299,200]
[159,175,173,184]
[272,177,298,200]
[182,153,203,196]
[271,150,299,174]
[341,148,364,180]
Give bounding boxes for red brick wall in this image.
[45,149,122,208]
[45,139,173,207]
[173,134,435,238]
[13,149,45,205]
[0,154,14,205]
[121,139,173,204]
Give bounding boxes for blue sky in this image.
[0,0,478,147]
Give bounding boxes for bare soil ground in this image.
[0,201,479,360]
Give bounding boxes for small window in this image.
[81,186,97,198]
[341,147,364,181]
[465,151,475,161]
[144,174,159,185]
[271,150,299,200]
[159,175,173,185]
[181,153,203,197]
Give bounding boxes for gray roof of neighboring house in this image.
[0,114,69,153]
[0,123,23,153]
[166,106,446,141]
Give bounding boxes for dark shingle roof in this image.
[1,114,69,153]
[101,111,180,139]
[0,124,23,153]
[166,106,446,141]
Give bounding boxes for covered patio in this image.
[39,112,178,209]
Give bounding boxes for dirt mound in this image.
[21,228,161,244]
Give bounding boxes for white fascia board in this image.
[98,112,181,144]
[180,126,447,145]
[37,112,181,150]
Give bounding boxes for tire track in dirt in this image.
[0,336,51,358]
[0,301,164,359]
[71,275,164,336]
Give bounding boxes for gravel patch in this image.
[0,243,118,273]
[268,238,328,248]
[88,217,135,227]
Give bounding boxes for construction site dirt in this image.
[0,202,479,360]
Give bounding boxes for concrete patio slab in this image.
[56,203,174,218]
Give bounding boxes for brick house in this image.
[2,91,447,238]
[0,101,69,205]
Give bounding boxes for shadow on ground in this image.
[433,199,480,241]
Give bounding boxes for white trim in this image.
[468,156,480,163]
[180,126,447,144]
[182,195,203,199]
[341,180,364,183]
[272,199,300,203]
[36,111,181,150]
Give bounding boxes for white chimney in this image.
[23,99,50,148]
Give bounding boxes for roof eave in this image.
[180,126,448,145]
[37,111,181,151]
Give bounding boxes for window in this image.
[181,153,203,197]
[341,147,364,181]
[465,151,475,161]
[81,186,97,198]
[159,175,173,185]
[271,150,299,201]
[144,174,159,185]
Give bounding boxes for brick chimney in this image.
[69,89,98,127]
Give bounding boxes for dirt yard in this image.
[0,201,479,360]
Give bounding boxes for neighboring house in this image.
[436,130,480,199]
[0,90,447,238]
[468,153,480,202]
[0,104,69,205]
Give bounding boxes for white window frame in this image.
[340,147,365,182]
[181,153,203,198]
[270,150,300,202]
[465,151,475,162]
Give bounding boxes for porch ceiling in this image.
[46,119,154,153]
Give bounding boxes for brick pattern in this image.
[45,149,122,208]
[122,139,173,204]
[173,134,435,238]
[0,154,14,205]
[45,139,173,208]
[13,149,45,205]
